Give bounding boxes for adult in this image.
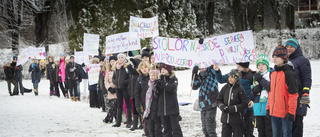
[11,55,24,95]
[285,38,312,137]
[4,61,18,96]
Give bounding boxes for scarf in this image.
[116,62,124,69]
[143,80,155,119]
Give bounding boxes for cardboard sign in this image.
[83,33,100,56]
[17,47,46,65]
[105,32,141,54]
[88,64,100,85]
[129,16,159,38]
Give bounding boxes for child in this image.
[134,61,151,131]
[155,63,183,137]
[4,61,18,96]
[191,65,219,137]
[150,51,159,70]
[267,45,298,137]
[11,55,24,95]
[88,57,100,108]
[29,59,41,96]
[46,56,56,96]
[66,56,81,101]
[251,54,273,137]
[59,53,68,98]
[112,53,132,128]
[216,69,248,137]
[144,69,162,137]
[103,55,117,123]
[54,58,64,97]
[141,47,150,63]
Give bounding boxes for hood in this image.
[289,47,303,60]
[47,56,54,63]
[91,58,100,64]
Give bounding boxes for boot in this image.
[71,96,75,101]
[126,108,132,128]
[75,97,79,102]
[50,91,53,96]
[65,93,69,98]
[112,108,122,127]
[34,88,38,96]
[130,115,139,131]
[138,115,143,129]
[103,115,110,123]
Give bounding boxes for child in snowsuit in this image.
[4,62,18,96]
[66,56,81,101]
[191,65,219,137]
[103,55,117,123]
[155,63,183,137]
[267,45,298,137]
[29,59,42,96]
[251,54,273,137]
[144,69,162,137]
[216,69,248,137]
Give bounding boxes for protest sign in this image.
[17,47,46,65]
[83,33,100,55]
[153,30,256,68]
[105,32,141,54]
[74,49,85,65]
[129,16,159,38]
[88,64,100,85]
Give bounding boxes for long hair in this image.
[137,61,151,75]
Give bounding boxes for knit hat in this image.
[13,55,17,60]
[109,55,117,61]
[70,55,75,59]
[285,38,299,49]
[117,53,126,60]
[160,63,173,74]
[141,48,151,58]
[229,69,241,81]
[272,45,288,60]
[99,56,105,62]
[60,52,65,56]
[256,54,269,68]
[149,70,160,76]
[236,62,250,68]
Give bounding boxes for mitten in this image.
[252,85,262,95]
[285,113,294,121]
[199,38,204,44]
[300,93,310,104]
[32,63,35,68]
[3,66,6,70]
[15,66,19,70]
[192,66,199,75]
[254,73,263,82]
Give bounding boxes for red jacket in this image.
[267,64,298,118]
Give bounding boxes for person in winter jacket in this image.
[191,65,219,137]
[103,55,117,123]
[251,54,273,137]
[66,56,81,101]
[88,57,100,108]
[54,58,65,97]
[217,69,248,137]
[267,45,299,137]
[285,38,312,137]
[46,56,56,96]
[98,56,107,111]
[76,62,83,101]
[214,62,255,137]
[134,61,151,131]
[141,47,151,63]
[29,59,43,96]
[155,63,183,137]
[112,53,132,128]
[127,55,142,131]
[59,53,68,98]
[11,55,24,95]
[144,69,162,137]
[4,61,18,96]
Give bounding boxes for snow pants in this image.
[222,123,243,137]
[161,114,183,137]
[68,79,77,97]
[256,115,272,137]
[201,107,217,137]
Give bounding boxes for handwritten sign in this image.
[88,64,101,85]
[83,33,100,56]
[129,16,159,38]
[17,47,46,65]
[105,32,141,54]
[74,49,85,65]
[153,30,256,68]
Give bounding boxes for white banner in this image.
[105,32,141,54]
[88,64,101,85]
[83,33,100,56]
[129,16,159,38]
[17,47,46,65]
[153,30,256,68]
[74,49,85,65]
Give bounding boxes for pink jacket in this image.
[104,69,117,99]
[59,59,66,82]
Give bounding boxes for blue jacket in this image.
[215,69,255,110]
[192,67,219,111]
[289,47,312,116]
[29,63,42,83]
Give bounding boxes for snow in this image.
[1,60,320,137]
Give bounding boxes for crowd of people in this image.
[3,38,312,137]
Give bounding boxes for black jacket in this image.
[128,64,139,99]
[217,81,248,124]
[66,62,81,80]
[11,62,23,79]
[46,62,56,82]
[4,66,15,80]
[99,68,107,94]
[157,72,180,116]
[112,63,129,89]
[135,74,150,109]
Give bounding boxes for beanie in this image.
[141,47,151,58]
[236,62,250,68]
[13,55,17,60]
[70,55,75,59]
[60,52,65,56]
[229,69,241,81]
[109,55,117,61]
[272,45,288,60]
[256,54,269,68]
[285,38,299,49]
[160,63,173,74]
[117,53,127,60]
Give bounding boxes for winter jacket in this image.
[104,69,117,99]
[11,62,22,79]
[4,66,15,80]
[135,74,150,109]
[54,64,60,83]
[99,68,107,94]
[157,72,180,116]
[46,62,56,82]
[112,62,129,89]
[215,69,255,110]
[127,64,140,99]
[252,70,270,116]
[288,47,312,116]
[266,64,299,118]
[217,81,248,124]
[148,82,160,120]
[29,63,41,83]
[192,66,219,111]
[65,62,81,80]
[59,59,66,82]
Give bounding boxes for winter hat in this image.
[149,69,160,76]
[236,62,250,68]
[109,55,117,61]
[272,45,288,60]
[13,55,17,60]
[91,57,100,64]
[229,69,241,81]
[60,52,65,56]
[285,38,299,49]
[117,53,126,60]
[70,55,75,59]
[160,63,173,74]
[256,54,269,68]
[141,48,151,58]
[99,56,105,62]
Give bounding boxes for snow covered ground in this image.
[0,60,319,137]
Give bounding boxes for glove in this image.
[32,63,36,68]
[285,113,294,121]
[86,68,89,72]
[136,108,143,115]
[81,63,85,67]
[69,68,75,72]
[254,73,263,82]
[252,85,262,95]
[223,106,229,113]
[300,93,310,104]
[73,67,76,70]
[199,38,204,44]
[15,66,19,70]
[192,66,199,77]
[3,66,6,70]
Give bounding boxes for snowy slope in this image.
[0,60,319,137]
